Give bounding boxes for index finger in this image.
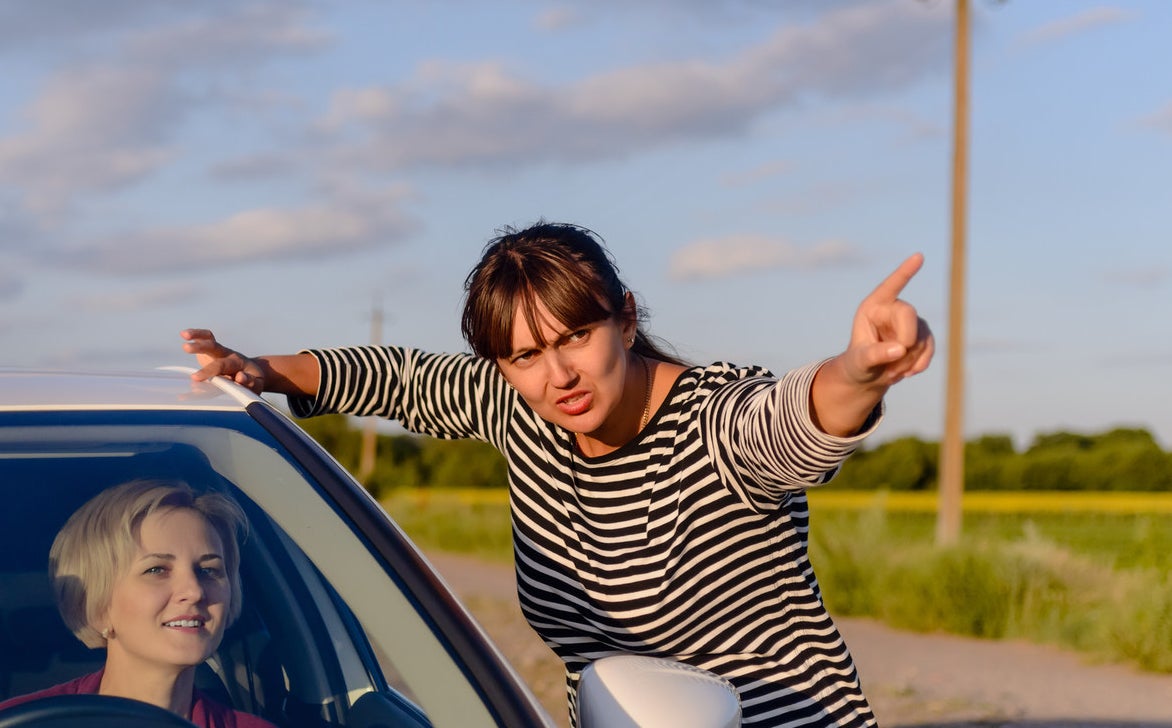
[866,252,924,303]
[180,328,214,342]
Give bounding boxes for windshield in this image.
[0,410,502,727]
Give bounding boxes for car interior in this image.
[0,432,430,728]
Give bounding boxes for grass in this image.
[808,495,1172,673]
[807,491,1172,571]
[806,489,1172,514]
[380,487,1172,674]
[382,488,514,562]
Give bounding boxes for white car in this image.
[0,368,739,728]
[0,367,557,728]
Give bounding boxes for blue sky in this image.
[2,0,1169,449]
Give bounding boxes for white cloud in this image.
[0,198,40,250]
[720,160,791,188]
[535,6,584,32]
[668,234,862,281]
[1020,6,1132,46]
[0,3,327,217]
[316,0,949,172]
[552,0,867,24]
[0,268,23,301]
[123,3,329,69]
[209,152,301,181]
[0,1,319,58]
[71,282,201,313]
[1102,265,1169,289]
[1138,101,1172,134]
[0,1,176,49]
[0,63,181,215]
[73,185,417,274]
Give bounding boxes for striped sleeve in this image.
[701,360,882,507]
[286,346,514,446]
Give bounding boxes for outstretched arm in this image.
[180,328,320,397]
[810,253,935,437]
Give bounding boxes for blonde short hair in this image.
[49,479,248,649]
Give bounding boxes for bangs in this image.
[514,279,613,355]
[462,222,626,360]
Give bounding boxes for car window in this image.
[0,413,500,727]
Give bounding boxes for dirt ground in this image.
[424,550,1172,728]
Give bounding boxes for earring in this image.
[100,627,111,640]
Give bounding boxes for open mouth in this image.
[557,391,591,415]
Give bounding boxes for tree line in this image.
[297,415,1172,494]
[298,416,508,496]
[834,427,1172,491]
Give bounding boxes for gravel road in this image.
[424,550,1172,728]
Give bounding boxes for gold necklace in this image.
[639,355,653,431]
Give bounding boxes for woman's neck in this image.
[573,357,686,458]
[98,658,196,718]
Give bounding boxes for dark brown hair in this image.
[461,221,684,365]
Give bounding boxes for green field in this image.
[806,490,1172,571]
[382,488,515,563]
[381,488,1172,674]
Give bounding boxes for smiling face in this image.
[497,295,641,450]
[101,507,230,677]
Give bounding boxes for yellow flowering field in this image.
[807,490,1172,514]
[387,487,1172,514]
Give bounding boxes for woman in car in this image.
[181,220,934,727]
[0,479,276,728]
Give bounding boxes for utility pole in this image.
[357,296,382,484]
[936,0,970,546]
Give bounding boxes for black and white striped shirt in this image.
[292,346,879,727]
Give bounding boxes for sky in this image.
[1,0,1169,450]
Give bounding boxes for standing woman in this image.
[0,479,275,727]
[182,221,933,727]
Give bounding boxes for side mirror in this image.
[577,655,741,728]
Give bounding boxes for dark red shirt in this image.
[0,670,277,728]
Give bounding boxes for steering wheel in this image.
[0,695,199,728]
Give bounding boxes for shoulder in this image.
[699,361,775,380]
[307,346,485,372]
[676,361,777,396]
[0,671,102,711]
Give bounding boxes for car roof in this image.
[0,367,261,412]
